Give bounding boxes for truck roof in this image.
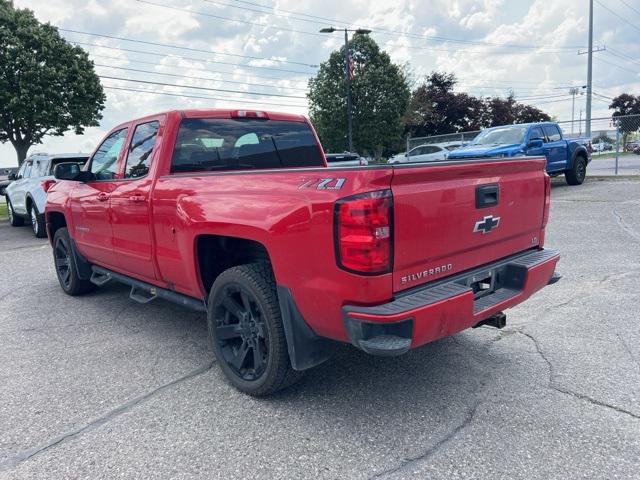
[109,109,308,131]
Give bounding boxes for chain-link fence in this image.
[406,114,640,173]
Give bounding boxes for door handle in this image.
[129,195,146,203]
[97,192,110,202]
[475,184,499,208]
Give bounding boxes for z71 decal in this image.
[298,178,346,190]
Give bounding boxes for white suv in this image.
[5,153,88,237]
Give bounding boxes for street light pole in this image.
[586,0,594,138]
[344,28,353,153]
[320,27,371,153]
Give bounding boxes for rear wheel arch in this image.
[196,234,273,295]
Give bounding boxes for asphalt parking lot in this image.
[1,178,639,479]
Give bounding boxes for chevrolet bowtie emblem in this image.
[474,215,500,234]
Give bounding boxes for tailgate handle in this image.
[476,185,499,208]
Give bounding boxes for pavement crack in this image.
[0,361,215,472]
[369,403,480,479]
[517,331,640,421]
[612,207,640,243]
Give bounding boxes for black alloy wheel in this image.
[214,283,269,381]
[54,236,72,290]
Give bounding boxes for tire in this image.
[6,198,24,227]
[52,227,95,296]
[29,203,47,238]
[565,155,587,185]
[207,263,303,396]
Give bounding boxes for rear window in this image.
[171,118,324,173]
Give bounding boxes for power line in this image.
[139,0,579,56]
[74,40,313,80]
[103,85,306,108]
[60,28,318,68]
[204,0,585,50]
[616,0,640,17]
[594,54,639,74]
[90,55,309,91]
[594,0,640,33]
[94,64,308,97]
[99,75,307,104]
[607,48,640,67]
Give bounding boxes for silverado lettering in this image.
[45,109,560,396]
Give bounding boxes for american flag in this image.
[348,53,354,81]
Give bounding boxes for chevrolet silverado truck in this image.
[448,122,591,185]
[45,109,560,396]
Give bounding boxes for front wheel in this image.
[207,263,303,396]
[53,227,95,296]
[565,156,587,185]
[6,198,24,227]
[29,204,47,238]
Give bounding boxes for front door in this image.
[542,124,567,172]
[110,120,161,281]
[69,127,129,268]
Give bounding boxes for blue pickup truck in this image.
[448,122,592,185]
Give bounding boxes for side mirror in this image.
[527,139,544,149]
[7,173,16,181]
[53,163,95,182]
[404,153,408,157]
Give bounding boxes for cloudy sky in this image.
[1,0,639,167]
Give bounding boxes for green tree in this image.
[405,72,484,137]
[308,34,410,157]
[0,0,105,164]
[609,94,640,148]
[405,73,550,138]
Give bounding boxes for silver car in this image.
[5,153,88,237]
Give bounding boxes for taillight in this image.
[334,190,393,274]
[542,173,551,228]
[41,179,56,193]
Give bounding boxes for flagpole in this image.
[344,28,353,153]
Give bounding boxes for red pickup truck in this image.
[45,109,560,396]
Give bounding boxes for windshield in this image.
[472,126,528,146]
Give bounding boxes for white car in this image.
[325,152,369,166]
[5,153,88,237]
[388,144,449,164]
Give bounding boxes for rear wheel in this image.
[29,203,47,238]
[53,227,95,296]
[207,263,303,396]
[565,155,587,185]
[6,198,24,227]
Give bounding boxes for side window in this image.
[16,162,27,179]
[33,159,49,177]
[23,161,33,178]
[422,146,438,155]
[529,127,545,142]
[90,128,128,180]
[409,147,423,157]
[125,121,159,179]
[543,125,561,142]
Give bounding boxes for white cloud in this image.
[1,0,638,166]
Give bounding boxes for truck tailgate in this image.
[391,157,548,293]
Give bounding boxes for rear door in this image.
[110,119,161,281]
[542,125,567,172]
[390,158,546,292]
[69,127,129,268]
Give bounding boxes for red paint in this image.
[46,109,557,347]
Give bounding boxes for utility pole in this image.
[586,0,593,138]
[319,27,372,153]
